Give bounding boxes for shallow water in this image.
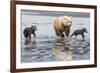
[21,36,90,63]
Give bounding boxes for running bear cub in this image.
[70,28,88,41]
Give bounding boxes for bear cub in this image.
[70,28,88,41]
[23,25,37,41]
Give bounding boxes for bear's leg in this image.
[56,32,60,37]
[26,37,28,41]
[65,28,70,37]
[24,37,29,45]
[65,31,70,37]
[28,33,31,41]
[23,31,28,39]
[81,34,85,41]
[24,33,28,41]
[61,33,64,38]
[33,32,36,38]
[75,35,77,39]
[70,33,74,38]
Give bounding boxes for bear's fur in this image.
[70,28,88,41]
[53,16,72,38]
[23,25,37,41]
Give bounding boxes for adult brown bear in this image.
[53,16,72,38]
[23,25,37,41]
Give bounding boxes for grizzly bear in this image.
[70,28,88,41]
[53,16,72,38]
[23,25,37,41]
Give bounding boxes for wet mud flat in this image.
[21,36,90,63]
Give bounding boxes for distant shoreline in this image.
[21,9,90,17]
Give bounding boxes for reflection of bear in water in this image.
[53,42,72,61]
[70,28,88,41]
[23,25,37,41]
[53,16,72,38]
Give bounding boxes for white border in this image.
[16,5,94,69]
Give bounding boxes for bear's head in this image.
[82,28,88,33]
[63,16,72,28]
[31,25,37,31]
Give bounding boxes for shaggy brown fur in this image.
[53,16,72,38]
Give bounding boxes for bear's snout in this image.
[64,24,71,28]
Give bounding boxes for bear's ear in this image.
[64,16,67,18]
[64,16,72,20]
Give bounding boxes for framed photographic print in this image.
[10,0,97,73]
